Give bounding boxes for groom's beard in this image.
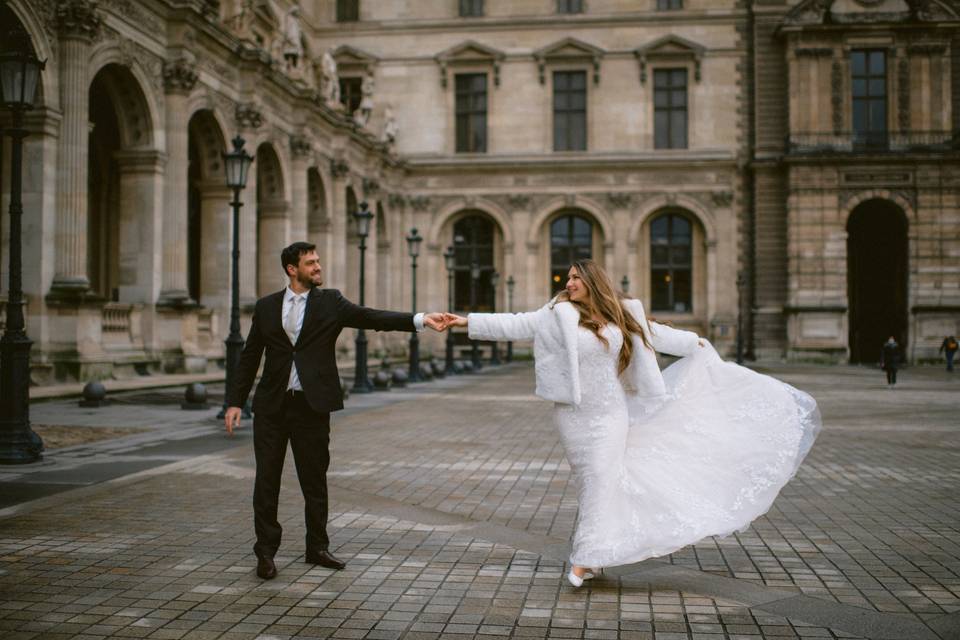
[297,272,321,289]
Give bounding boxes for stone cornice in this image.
[404,151,736,172]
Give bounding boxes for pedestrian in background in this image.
[940,335,958,372]
[881,336,900,388]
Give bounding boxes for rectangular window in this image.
[339,77,362,114]
[558,0,583,13]
[455,73,487,153]
[336,0,359,22]
[851,49,887,150]
[654,68,688,149]
[657,0,683,9]
[553,70,587,151]
[459,0,484,17]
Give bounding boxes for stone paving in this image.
[0,362,958,639]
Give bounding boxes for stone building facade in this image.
[0,0,957,384]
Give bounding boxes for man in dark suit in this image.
[224,242,446,580]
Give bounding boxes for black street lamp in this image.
[352,201,375,393]
[469,261,482,371]
[621,275,630,295]
[489,271,501,365]
[218,135,254,420]
[443,245,457,374]
[0,31,45,464]
[406,227,423,381]
[506,276,515,363]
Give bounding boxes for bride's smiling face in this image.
[565,267,589,303]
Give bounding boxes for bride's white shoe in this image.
[566,567,595,587]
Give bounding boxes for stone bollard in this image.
[420,362,435,380]
[373,370,392,390]
[460,360,474,374]
[452,360,466,375]
[79,381,108,407]
[391,368,408,388]
[341,382,350,402]
[181,383,209,410]
[430,359,446,379]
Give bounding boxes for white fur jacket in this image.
[468,297,700,406]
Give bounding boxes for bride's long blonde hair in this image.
[553,259,652,375]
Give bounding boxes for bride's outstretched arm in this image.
[647,321,704,356]
[443,308,545,342]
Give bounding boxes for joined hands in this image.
[423,312,467,332]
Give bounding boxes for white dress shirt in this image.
[283,286,426,391]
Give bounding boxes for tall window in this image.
[657,0,683,9]
[455,73,487,153]
[558,0,583,13]
[650,213,692,312]
[460,0,483,16]
[336,0,359,22]
[654,68,688,149]
[554,71,587,151]
[551,214,592,292]
[339,76,362,114]
[851,49,887,149]
[453,215,496,311]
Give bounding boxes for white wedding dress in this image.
[555,324,820,568]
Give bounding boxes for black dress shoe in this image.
[256,556,277,580]
[305,549,346,570]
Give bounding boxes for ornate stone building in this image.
[0,0,956,383]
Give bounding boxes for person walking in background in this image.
[881,336,900,387]
[940,335,958,372]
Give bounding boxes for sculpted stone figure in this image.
[382,104,398,145]
[283,6,303,67]
[321,49,341,108]
[353,73,375,127]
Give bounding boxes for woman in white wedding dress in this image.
[444,260,820,587]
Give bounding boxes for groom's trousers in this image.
[252,390,331,559]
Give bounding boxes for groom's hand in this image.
[423,312,448,331]
[224,406,242,436]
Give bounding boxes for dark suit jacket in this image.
[228,287,415,415]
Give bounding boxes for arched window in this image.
[650,213,692,312]
[453,214,495,312]
[550,213,592,293]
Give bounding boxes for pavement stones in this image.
[1,362,958,639]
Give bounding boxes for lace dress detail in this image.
[554,325,820,568]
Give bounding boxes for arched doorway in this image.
[87,64,155,302]
[549,211,593,294]
[186,110,227,307]
[847,199,908,364]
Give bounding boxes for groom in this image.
[224,241,447,579]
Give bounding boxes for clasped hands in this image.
[422,312,468,332]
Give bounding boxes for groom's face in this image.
[291,251,323,287]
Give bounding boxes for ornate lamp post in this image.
[218,135,254,420]
[352,201,375,393]
[506,276,515,363]
[469,261,482,371]
[0,33,46,464]
[443,245,457,374]
[621,275,630,295]
[405,227,423,381]
[489,271,501,365]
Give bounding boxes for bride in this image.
[443,259,820,587]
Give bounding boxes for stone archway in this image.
[847,199,908,364]
[187,110,227,307]
[87,64,157,302]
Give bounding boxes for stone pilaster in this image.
[289,135,312,242]
[158,57,199,306]
[50,0,101,298]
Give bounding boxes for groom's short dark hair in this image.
[281,242,317,275]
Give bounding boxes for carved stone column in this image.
[50,0,101,297]
[289,135,312,242]
[158,57,199,305]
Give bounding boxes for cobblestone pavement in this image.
[1,363,958,640]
